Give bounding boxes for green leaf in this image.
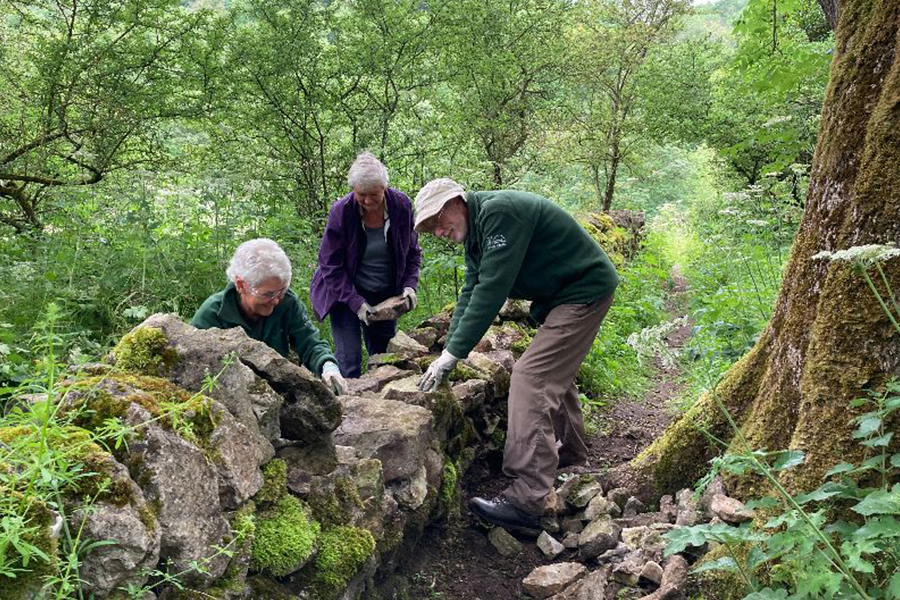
[862,432,894,448]
[887,572,900,600]
[825,462,855,477]
[852,489,900,516]
[771,450,805,470]
[890,453,900,469]
[663,526,710,555]
[853,516,900,540]
[854,415,882,438]
[743,588,789,600]
[692,556,738,573]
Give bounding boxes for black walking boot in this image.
[469,495,543,537]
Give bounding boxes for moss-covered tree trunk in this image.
[613,0,900,500]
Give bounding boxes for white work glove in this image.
[356,302,373,326]
[321,361,347,396]
[418,349,459,392]
[402,287,417,312]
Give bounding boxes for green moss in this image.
[250,495,320,577]
[437,459,459,518]
[577,213,630,268]
[111,326,179,376]
[0,424,132,506]
[447,363,484,383]
[307,476,365,528]
[255,459,287,505]
[310,526,376,600]
[65,374,219,450]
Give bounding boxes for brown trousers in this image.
[502,293,614,515]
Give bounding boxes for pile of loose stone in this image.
[479,474,754,600]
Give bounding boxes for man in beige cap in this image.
[413,178,619,535]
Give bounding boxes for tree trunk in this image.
[817,0,840,31]
[608,0,900,500]
[602,136,620,212]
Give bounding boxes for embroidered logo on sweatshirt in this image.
[485,234,507,251]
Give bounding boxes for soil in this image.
[394,272,692,600]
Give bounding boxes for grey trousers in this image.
[502,293,614,515]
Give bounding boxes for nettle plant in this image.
[664,244,900,600]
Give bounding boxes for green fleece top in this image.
[191,283,336,375]
[446,190,619,359]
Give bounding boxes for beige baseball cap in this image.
[413,178,466,231]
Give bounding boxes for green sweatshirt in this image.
[446,190,619,359]
[191,283,336,375]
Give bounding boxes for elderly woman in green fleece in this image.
[191,238,347,396]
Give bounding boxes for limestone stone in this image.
[408,326,439,349]
[611,550,645,586]
[700,476,727,515]
[607,487,631,510]
[547,567,608,600]
[637,555,688,600]
[452,379,490,413]
[392,464,428,510]
[640,561,664,586]
[659,495,677,523]
[499,299,532,321]
[537,531,565,559]
[523,563,588,599]
[710,493,754,524]
[562,532,581,549]
[123,403,231,584]
[623,496,646,518]
[332,396,433,482]
[585,494,621,520]
[561,516,585,534]
[488,527,524,557]
[578,515,621,560]
[76,459,161,597]
[621,526,664,552]
[209,408,265,509]
[280,439,339,496]
[386,330,429,357]
[558,475,603,509]
[369,295,410,322]
[675,489,700,527]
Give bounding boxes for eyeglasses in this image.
[248,286,287,301]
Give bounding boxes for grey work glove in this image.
[402,287,418,312]
[356,302,374,326]
[418,349,459,392]
[321,361,347,396]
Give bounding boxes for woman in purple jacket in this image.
[310,152,422,378]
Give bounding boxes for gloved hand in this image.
[321,361,347,396]
[418,350,459,392]
[356,302,374,326]
[402,287,417,312]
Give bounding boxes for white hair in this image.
[226,238,292,289]
[347,151,389,191]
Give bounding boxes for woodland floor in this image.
[393,273,692,600]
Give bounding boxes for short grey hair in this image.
[347,151,389,191]
[226,238,292,289]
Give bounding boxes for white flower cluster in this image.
[813,243,900,266]
[627,317,688,370]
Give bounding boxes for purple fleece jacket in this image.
[310,187,422,321]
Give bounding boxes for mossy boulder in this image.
[110,326,179,376]
[308,526,376,600]
[251,494,320,577]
